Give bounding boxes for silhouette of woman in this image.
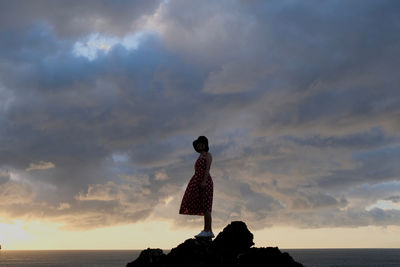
[179,136,214,238]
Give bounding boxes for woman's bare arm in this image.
[201,153,212,184]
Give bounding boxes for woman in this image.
[179,136,214,238]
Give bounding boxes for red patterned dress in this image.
[179,155,213,216]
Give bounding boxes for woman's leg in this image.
[204,211,212,232]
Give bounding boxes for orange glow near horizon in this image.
[1,217,400,250]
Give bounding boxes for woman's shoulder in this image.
[199,152,212,159]
[203,152,212,160]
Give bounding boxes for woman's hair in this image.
[193,135,209,153]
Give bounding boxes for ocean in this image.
[0,249,399,267]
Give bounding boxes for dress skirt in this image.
[179,156,213,216]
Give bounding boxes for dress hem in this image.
[179,212,210,216]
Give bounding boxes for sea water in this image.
[0,250,143,267]
[0,249,399,267]
[283,249,400,267]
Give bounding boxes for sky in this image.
[0,0,400,249]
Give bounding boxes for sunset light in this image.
[0,0,399,266]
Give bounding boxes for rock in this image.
[166,238,216,267]
[237,247,304,267]
[126,221,304,267]
[212,221,254,255]
[126,248,166,267]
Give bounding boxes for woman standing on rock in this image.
[179,136,214,238]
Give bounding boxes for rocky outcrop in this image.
[127,221,304,267]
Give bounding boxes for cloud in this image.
[0,181,35,205]
[385,196,400,203]
[155,170,169,181]
[0,170,10,184]
[203,61,270,94]
[0,0,162,38]
[0,0,399,231]
[26,161,55,171]
[57,202,71,211]
[75,181,151,202]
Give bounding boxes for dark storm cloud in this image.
[283,127,394,150]
[0,0,399,230]
[0,0,161,38]
[386,196,400,203]
[1,27,203,197]
[317,144,400,189]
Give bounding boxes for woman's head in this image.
[193,136,209,153]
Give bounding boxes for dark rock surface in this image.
[126,221,304,267]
